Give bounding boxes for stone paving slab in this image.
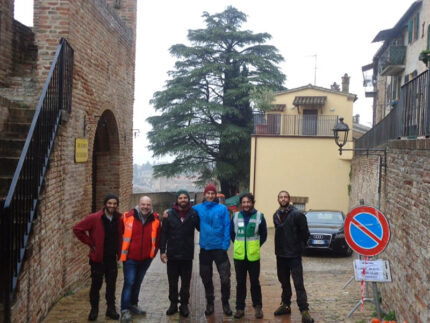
[43,229,375,323]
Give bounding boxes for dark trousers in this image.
[89,260,118,309]
[276,256,309,312]
[199,249,231,304]
[167,259,193,305]
[234,259,262,310]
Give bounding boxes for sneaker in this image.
[301,310,314,323]
[222,302,233,316]
[129,304,146,315]
[106,307,120,320]
[254,305,264,319]
[205,302,214,316]
[88,307,98,321]
[120,310,132,323]
[179,304,189,317]
[234,309,244,319]
[274,302,291,316]
[166,302,178,315]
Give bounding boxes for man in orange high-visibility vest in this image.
[119,196,161,322]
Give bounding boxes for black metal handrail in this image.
[356,69,430,149]
[0,38,74,322]
[253,113,339,137]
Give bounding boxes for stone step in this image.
[0,138,26,157]
[2,122,31,138]
[7,108,36,124]
[0,157,19,177]
[0,176,13,198]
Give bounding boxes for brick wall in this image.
[349,139,430,322]
[0,0,14,85]
[10,0,136,321]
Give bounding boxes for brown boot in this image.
[254,305,264,319]
[234,309,244,318]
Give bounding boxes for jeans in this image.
[120,258,152,311]
[167,259,193,305]
[89,260,118,309]
[276,256,309,312]
[234,259,262,310]
[199,249,231,304]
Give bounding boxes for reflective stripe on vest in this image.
[233,211,261,261]
[120,212,134,261]
[120,211,160,261]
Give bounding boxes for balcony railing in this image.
[253,114,339,137]
[356,69,430,149]
[380,45,406,76]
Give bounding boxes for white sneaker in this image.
[120,310,132,322]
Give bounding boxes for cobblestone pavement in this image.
[44,229,375,323]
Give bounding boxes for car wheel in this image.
[342,246,353,257]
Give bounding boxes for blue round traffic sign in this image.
[345,206,390,256]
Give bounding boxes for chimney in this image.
[341,73,350,93]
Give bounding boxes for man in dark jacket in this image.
[160,189,200,317]
[119,196,161,322]
[73,194,122,321]
[273,191,314,323]
[230,193,267,319]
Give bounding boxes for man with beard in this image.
[73,194,122,321]
[273,190,314,323]
[230,193,267,319]
[119,196,161,322]
[160,190,200,317]
[194,183,232,317]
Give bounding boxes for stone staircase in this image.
[0,46,38,200]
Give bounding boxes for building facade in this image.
[363,0,430,125]
[0,1,136,321]
[250,81,356,224]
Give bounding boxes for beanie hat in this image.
[103,194,119,206]
[176,189,190,200]
[204,183,217,195]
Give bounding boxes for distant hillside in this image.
[133,163,200,193]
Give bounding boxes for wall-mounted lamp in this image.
[329,107,335,112]
[290,106,296,110]
[133,129,140,138]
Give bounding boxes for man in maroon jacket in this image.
[73,194,122,321]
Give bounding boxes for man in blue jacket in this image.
[193,183,232,317]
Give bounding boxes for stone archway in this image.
[92,110,120,212]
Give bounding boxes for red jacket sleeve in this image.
[73,214,94,247]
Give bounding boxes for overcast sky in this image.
[15,0,414,165]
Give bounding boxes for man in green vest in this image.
[230,193,267,319]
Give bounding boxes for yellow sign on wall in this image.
[75,138,89,163]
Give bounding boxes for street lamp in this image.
[333,117,349,155]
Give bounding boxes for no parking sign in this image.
[345,206,390,257]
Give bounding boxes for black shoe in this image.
[88,307,98,321]
[205,303,214,316]
[274,302,291,316]
[222,302,233,316]
[106,307,120,320]
[179,304,189,317]
[166,302,178,315]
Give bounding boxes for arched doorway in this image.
[92,110,120,212]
